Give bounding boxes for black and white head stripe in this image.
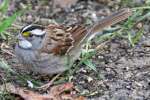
[20,25,45,35]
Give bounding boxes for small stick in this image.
[36,73,62,90]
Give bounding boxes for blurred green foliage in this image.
[0,0,20,40]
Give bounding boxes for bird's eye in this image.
[22,32,31,37]
[29,34,33,37]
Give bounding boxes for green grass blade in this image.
[0,0,9,13]
[132,29,143,45]
[137,11,150,22]
[124,10,142,29]
[0,11,20,33]
[83,59,97,71]
[127,31,134,47]
[0,59,15,73]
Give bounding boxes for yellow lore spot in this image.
[22,32,30,37]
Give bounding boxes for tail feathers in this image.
[91,8,132,33]
[83,8,132,41]
[67,8,132,45]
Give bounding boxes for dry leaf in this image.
[0,83,53,100]
[0,83,86,100]
[49,82,74,95]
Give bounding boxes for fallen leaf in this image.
[49,82,74,100]
[0,83,53,100]
[0,83,86,100]
[49,82,74,95]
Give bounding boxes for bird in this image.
[15,8,132,75]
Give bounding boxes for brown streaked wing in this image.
[39,24,87,55]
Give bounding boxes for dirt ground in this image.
[0,0,150,100]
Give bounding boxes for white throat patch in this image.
[19,40,32,49]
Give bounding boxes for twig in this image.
[95,40,109,51]
[1,49,16,57]
[36,73,62,90]
[1,43,16,57]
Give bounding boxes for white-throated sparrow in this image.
[15,8,132,75]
